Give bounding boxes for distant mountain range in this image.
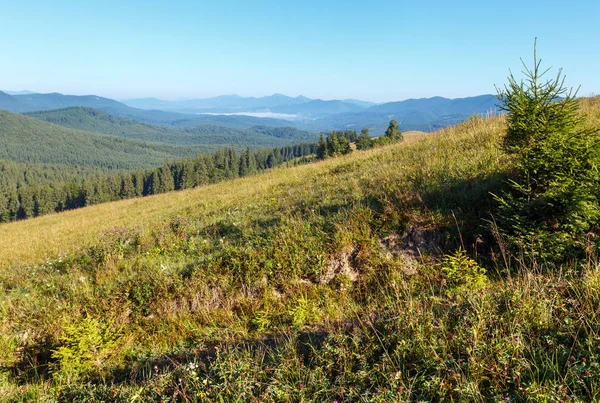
[123,94,378,117]
[1,90,501,135]
[125,94,318,113]
[0,91,296,128]
[121,93,500,133]
[3,90,37,96]
[305,94,501,133]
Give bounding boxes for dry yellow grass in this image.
[402,130,428,140]
[0,143,407,270]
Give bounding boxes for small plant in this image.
[441,248,487,291]
[93,226,142,259]
[168,215,191,238]
[251,310,272,333]
[51,317,122,384]
[287,295,317,327]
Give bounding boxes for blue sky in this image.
[1,0,598,102]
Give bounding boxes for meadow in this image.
[1,97,599,401]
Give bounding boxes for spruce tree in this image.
[385,119,403,142]
[316,134,328,160]
[327,131,341,156]
[356,128,374,150]
[495,42,600,264]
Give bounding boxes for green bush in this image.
[51,317,122,384]
[441,248,488,292]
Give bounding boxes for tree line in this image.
[0,120,403,223]
[0,143,316,222]
[316,120,404,159]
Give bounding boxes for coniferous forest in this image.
[0,143,316,222]
[0,126,394,222]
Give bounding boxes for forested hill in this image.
[24,107,174,139]
[24,107,318,146]
[0,110,205,170]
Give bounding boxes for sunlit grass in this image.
[0,119,497,270]
[2,98,600,401]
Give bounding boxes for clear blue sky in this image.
[1,0,598,102]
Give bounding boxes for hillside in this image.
[25,107,317,145]
[0,110,206,170]
[13,92,125,111]
[0,91,31,113]
[1,98,599,402]
[24,107,175,139]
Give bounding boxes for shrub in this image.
[441,248,488,292]
[51,317,122,384]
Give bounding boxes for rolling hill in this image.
[0,109,207,169]
[123,92,502,133]
[124,93,313,112]
[308,94,501,134]
[0,91,32,113]
[24,107,318,145]
[2,91,504,136]
[270,99,366,116]
[0,91,298,129]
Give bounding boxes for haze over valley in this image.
[1,89,500,136]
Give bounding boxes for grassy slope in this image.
[1,99,600,401]
[0,118,500,269]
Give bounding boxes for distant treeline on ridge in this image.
[0,142,320,222]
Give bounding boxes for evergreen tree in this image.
[316,134,328,160]
[120,174,136,199]
[385,119,403,142]
[494,43,600,264]
[179,160,196,190]
[327,131,341,156]
[157,164,175,193]
[338,136,352,155]
[356,128,374,150]
[132,171,145,196]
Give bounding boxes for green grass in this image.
[1,99,600,401]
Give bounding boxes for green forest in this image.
[0,143,316,222]
[0,122,395,222]
[25,107,317,146]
